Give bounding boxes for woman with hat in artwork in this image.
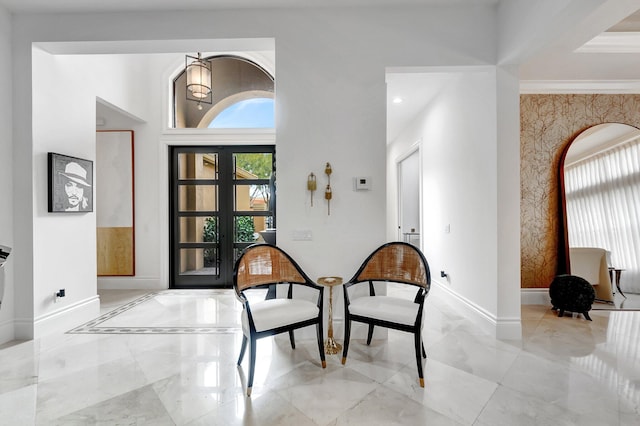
[59,161,91,211]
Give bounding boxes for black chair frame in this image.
[342,241,431,387]
[233,243,326,396]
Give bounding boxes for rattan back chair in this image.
[233,243,326,396]
[342,241,431,387]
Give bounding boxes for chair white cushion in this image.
[569,247,614,302]
[349,296,420,326]
[569,248,602,284]
[242,298,319,334]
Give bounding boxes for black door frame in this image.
[169,145,276,288]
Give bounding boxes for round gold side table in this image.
[317,276,343,355]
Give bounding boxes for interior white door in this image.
[398,149,420,248]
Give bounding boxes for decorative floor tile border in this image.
[67,290,242,335]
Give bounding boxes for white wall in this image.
[387,67,521,339]
[25,50,154,338]
[95,53,178,291]
[262,6,498,282]
[8,5,511,341]
[0,5,14,342]
[495,65,521,335]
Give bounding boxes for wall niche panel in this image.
[96,130,135,276]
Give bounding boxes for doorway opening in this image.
[397,148,421,249]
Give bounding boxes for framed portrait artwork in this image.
[48,153,94,213]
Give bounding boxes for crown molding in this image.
[576,32,640,53]
[520,80,640,94]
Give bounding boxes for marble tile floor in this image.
[0,288,639,425]
[591,292,640,311]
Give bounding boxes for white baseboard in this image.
[98,277,166,290]
[521,288,550,305]
[31,295,100,339]
[0,317,14,345]
[4,296,101,342]
[13,319,32,342]
[432,281,522,340]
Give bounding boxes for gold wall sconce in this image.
[325,162,332,215]
[325,184,332,215]
[307,172,317,206]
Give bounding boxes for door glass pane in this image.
[178,185,218,212]
[233,153,273,180]
[254,216,275,240]
[234,248,244,263]
[179,216,218,244]
[171,146,274,288]
[179,248,220,276]
[234,216,259,244]
[234,183,271,212]
[178,153,218,180]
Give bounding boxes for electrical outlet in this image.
[353,177,371,191]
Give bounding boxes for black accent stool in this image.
[549,274,596,321]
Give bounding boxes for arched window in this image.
[208,98,274,128]
[173,55,274,129]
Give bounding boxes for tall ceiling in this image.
[2,0,639,142]
[609,9,640,31]
[386,3,640,141]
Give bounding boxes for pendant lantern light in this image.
[185,53,212,110]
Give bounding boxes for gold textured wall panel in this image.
[97,227,134,276]
[520,94,640,288]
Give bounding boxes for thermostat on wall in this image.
[354,177,371,191]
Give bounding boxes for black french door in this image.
[169,146,276,288]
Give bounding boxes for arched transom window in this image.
[173,55,274,129]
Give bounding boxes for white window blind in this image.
[565,137,640,294]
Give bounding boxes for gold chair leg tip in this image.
[247,387,252,397]
[419,378,424,388]
[322,360,327,368]
[341,357,347,365]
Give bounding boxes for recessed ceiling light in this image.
[392,97,403,104]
